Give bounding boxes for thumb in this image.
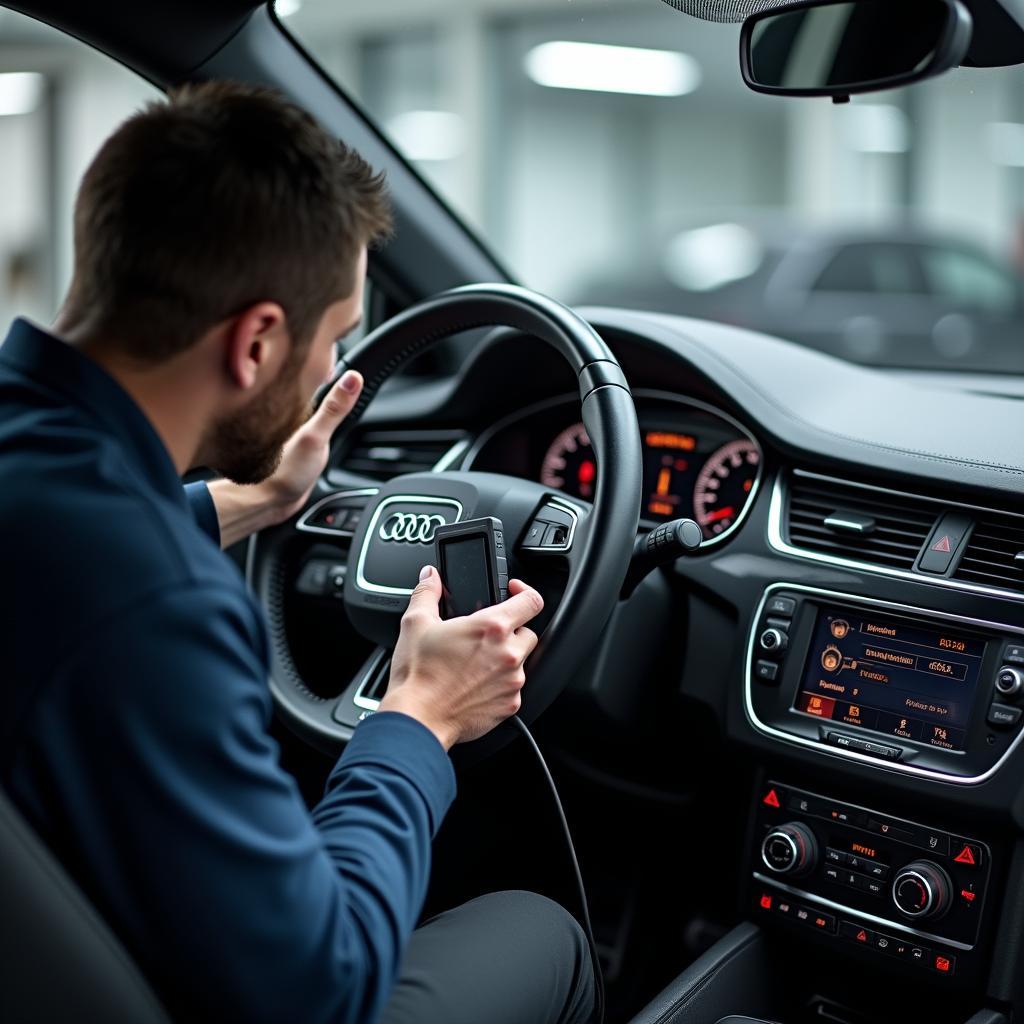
[307,369,363,442]
[405,565,442,620]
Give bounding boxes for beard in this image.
[205,358,312,485]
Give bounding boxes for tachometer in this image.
[541,422,596,500]
[692,440,760,537]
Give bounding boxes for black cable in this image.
[511,715,606,1024]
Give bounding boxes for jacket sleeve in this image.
[183,480,221,546]
[24,582,455,1024]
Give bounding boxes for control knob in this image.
[761,822,818,877]
[995,666,1024,698]
[892,861,952,921]
[759,628,789,654]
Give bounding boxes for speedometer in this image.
[540,422,596,499]
[692,440,760,537]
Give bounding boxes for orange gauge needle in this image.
[704,506,735,523]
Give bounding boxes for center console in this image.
[745,583,1024,782]
[748,780,993,985]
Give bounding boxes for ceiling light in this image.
[0,72,44,117]
[844,104,908,154]
[386,110,465,162]
[275,0,302,17]
[524,41,701,97]
[988,122,1024,167]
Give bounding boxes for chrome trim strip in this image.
[751,872,973,951]
[352,648,390,710]
[462,388,764,550]
[296,488,379,538]
[767,470,1024,605]
[520,498,581,554]
[744,582,1024,785]
[354,494,463,596]
[432,437,470,472]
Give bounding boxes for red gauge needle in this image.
[704,505,735,523]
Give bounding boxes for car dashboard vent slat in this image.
[786,477,937,569]
[338,430,468,482]
[954,514,1024,593]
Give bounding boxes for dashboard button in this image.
[866,817,915,843]
[987,703,1022,728]
[806,909,836,933]
[918,513,971,574]
[995,667,1024,698]
[766,595,797,617]
[754,660,779,683]
[839,920,873,945]
[950,840,983,867]
[1003,643,1024,665]
[914,831,950,858]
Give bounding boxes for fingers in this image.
[497,580,544,630]
[402,564,442,626]
[306,369,363,442]
[514,626,539,660]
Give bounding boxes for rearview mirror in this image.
[740,0,973,100]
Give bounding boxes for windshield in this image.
[287,0,1024,374]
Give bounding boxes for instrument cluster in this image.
[465,393,763,542]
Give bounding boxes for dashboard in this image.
[281,304,1024,1016]
[465,391,763,541]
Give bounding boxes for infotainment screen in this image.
[794,605,985,751]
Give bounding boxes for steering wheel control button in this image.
[296,489,378,537]
[754,659,779,684]
[759,627,788,654]
[524,521,545,546]
[892,861,952,920]
[995,665,1024,698]
[522,502,578,553]
[295,560,347,597]
[987,702,1023,728]
[761,822,818,876]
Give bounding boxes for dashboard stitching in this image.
[636,315,1024,477]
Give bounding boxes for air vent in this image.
[786,475,938,569]
[954,512,1024,594]
[340,430,467,481]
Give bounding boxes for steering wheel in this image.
[248,283,642,759]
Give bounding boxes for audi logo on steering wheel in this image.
[378,512,447,544]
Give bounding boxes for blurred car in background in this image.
[575,218,1024,371]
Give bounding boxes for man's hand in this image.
[261,369,364,521]
[207,370,363,548]
[379,568,544,750]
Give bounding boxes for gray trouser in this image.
[379,890,596,1024]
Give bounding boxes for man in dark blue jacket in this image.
[0,81,594,1024]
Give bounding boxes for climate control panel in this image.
[750,781,993,984]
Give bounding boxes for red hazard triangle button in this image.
[953,844,979,866]
[931,535,952,553]
[763,788,781,809]
[856,929,868,943]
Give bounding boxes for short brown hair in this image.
[61,80,392,360]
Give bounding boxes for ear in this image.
[224,302,289,392]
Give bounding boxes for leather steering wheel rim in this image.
[248,283,642,759]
